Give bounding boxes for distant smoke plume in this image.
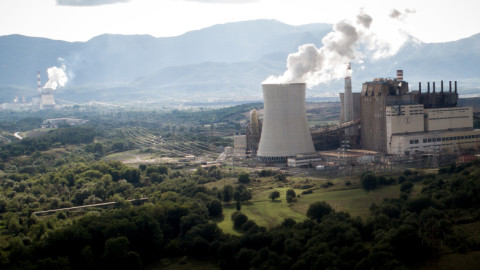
[264,10,412,87]
[44,64,68,90]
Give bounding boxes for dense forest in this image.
[0,106,479,269]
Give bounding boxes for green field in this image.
[217,182,404,234]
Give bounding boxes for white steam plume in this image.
[44,64,68,90]
[263,9,413,88]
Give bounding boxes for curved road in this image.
[13,132,23,140]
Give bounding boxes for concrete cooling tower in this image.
[257,83,315,161]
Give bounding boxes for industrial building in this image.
[40,88,55,109]
[343,70,480,155]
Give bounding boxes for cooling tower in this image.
[257,83,315,161]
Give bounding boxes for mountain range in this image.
[0,19,479,104]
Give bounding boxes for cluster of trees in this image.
[0,126,96,159]
[360,169,435,191]
[1,158,480,269]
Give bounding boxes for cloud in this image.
[356,12,372,28]
[389,8,416,20]
[56,0,130,6]
[184,0,260,3]
[389,9,402,19]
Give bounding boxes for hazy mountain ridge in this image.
[0,20,479,103]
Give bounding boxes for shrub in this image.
[301,190,313,195]
[274,174,287,181]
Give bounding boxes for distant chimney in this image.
[441,80,444,93]
[427,82,430,93]
[37,71,41,93]
[396,70,403,81]
[455,81,457,93]
[449,81,452,92]
[419,82,422,93]
[433,82,436,93]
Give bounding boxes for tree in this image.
[236,200,241,211]
[231,211,248,229]
[222,185,234,204]
[235,185,252,202]
[269,191,280,201]
[400,181,413,193]
[307,201,333,222]
[361,173,377,190]
[286,189,296,203]
[207,199,223,217]
[237,172,250,184]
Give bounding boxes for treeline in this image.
[1,160,480,269]
[0,126,96,159]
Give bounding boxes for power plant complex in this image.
[237,69,480,167]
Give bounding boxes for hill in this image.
[0,20,479,104]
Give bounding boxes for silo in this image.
[249,109,260,152]
[257,83,315,161]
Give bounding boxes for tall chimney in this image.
[344,63,354,136]
[455,81,457,93]
[37,71,42,93]
[433,82,436,93]
[396,70,403,81]
[419,82,422,93]
[441,80,444,93]
[449,81,452,92]
[427,82,430,93]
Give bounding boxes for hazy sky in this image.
[1,0,479,43]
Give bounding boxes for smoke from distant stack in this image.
[44,64,68,90]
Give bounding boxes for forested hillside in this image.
[0,106,479,269]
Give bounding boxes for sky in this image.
[0,0,479,43]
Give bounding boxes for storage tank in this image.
[257,83,315,161]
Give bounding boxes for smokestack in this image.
[441,80,444,93]
[455,81,457,93]
[257,83,315,160]
[427,82,430,93]
[344,63,354,136]
[433,82,436,93]
[419,82,422,93]
[37,71,41,93]
[449,81,452,92]
[396,70,403,81]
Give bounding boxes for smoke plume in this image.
[44,64,68,90]
[263,10,412,88]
